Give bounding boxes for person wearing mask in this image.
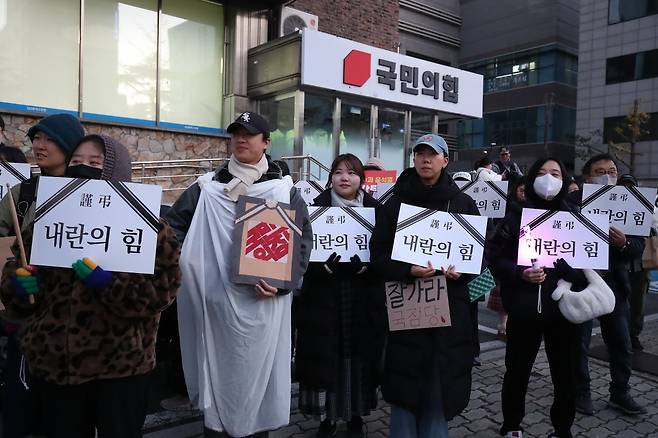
[295,154,383,438]
[487,158,582,438]
[370,134,479,438]
[492,146,523,181]
[167,112,313,438]
[1,134,181,438]
[573,155,646,416]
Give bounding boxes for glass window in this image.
[604,112,658,143]
[303,94,334,179]
[83,0,158,123]
[260,94,295,160]
[606,53,636,84]
[609,0,658,24]
[159,0,223,131]
[379,108,405,174]
[0,0,79,113]
[339,101,371,165]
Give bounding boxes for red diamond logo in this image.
[343,50,371,87]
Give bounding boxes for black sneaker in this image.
[609,392,647,415]
[348,416,366,438]
[316,419,337,438]
[631,336,644,352]
[575,392,593,416]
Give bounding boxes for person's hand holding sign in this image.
[255,279,278,298]
[441,264,461,280]
[609,226,627,249]
[522,266,546,284]
[410,261,436,278]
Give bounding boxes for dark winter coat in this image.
[294,189,386,391]
[369,167,479,419]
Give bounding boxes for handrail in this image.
[280,154,330,181]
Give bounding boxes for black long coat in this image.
[294,189,386,391]
[369,168,480,419]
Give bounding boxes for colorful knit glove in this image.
[72,258,113,290]
[12,266,39,295]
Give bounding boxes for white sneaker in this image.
[505,432,523,438]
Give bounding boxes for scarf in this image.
[224,154,269,202]
[330,188,364,207]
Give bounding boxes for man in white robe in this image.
[167,112,312,437]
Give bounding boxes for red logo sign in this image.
[245,221,290,262]
[343,49,371,87]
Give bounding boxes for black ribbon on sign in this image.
[458,180,478,193]
[308,180,325,193]
[0,162,29,183]
[519,209,560,239]
[34,178,90,223]
[485,181,508,200]
[107,181,160,233]
[450,213,486,248]
[627,186,654,212]
[395,208,437,232]
[571,211,610,243]
[341,207,375,233]
[378,185,396,204]
[309,206,330,223]
[581,184,615,207]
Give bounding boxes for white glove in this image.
[551,269,615,324]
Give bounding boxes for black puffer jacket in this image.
[295,189,386,391]
[369,168,479,419]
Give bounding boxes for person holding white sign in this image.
[295,154,383,438]
[1,134,182,438]
[486,157,582,438]
[572,154,646,416]
[167,112,313,438]
[369,134,479,438]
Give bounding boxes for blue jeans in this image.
[576,295,632,396]
[389,356,448,438]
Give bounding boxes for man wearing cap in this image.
[0,113,85,235]
[370,134,479,438]
[167,111,312,438]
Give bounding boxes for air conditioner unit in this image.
[279,6,318,37]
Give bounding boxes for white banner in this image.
[0,162,31,199]
[517,208,609,270]
[581,184,657,236]
[294,180,326,205]
[456,179,508,218]
[308,206,375,262]
[30,177,162,274]
[391,203,487,274]
[301,30,483,118]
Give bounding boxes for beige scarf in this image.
[224,153,269,202]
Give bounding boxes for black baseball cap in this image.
[227,112,270,138]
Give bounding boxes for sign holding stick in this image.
[385,275,450,331]
[581,184,657,236]
[30,177,162,274]
[0,162,31,199]
[517,208,609,270]
[6,184,34,304]
[308,207,375,262]
[455,179,508,218]
[391,203,487,274]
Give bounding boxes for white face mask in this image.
[589,174,617,186]
[533,174,563,200]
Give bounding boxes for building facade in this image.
[456,0,580,172]
[576,0,658,184]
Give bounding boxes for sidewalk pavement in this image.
[145,318,658,438]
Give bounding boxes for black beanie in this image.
[27,114,85,155]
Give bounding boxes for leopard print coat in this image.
[1,220,181,385]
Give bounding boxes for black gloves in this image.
[553,258,588,292]
[323,252,366,275]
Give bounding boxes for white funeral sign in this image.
[308,206,375,262]
[581,184,657,236]
[301,30,483,118]
[391,203,488,274]
[517,208,609,270]
[373,182,395,203]
[294,180,326,205]
[456,180,508,218]
[30,177,162,274]
[0,162,31,199]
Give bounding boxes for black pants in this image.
[41,372,152,438]
[500,316,578,437]
[629,270,649,339]
[470,300,480,357]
